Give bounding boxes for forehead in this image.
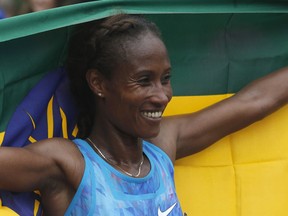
[117,33,170,75]
[127,33,168,59]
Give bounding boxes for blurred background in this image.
[0,0,84,19]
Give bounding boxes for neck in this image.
[87,111,151,177]
[87,137,145,177]
[87,131,146,177]
[88,122,143,166]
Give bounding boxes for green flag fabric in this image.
[1,1,288,132]
[1,0,288,131]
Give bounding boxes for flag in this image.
[0,68,78,215]
[1,1,288,215]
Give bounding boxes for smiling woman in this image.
[0,13,288,216]
[64,15,182,214]
[67,14,172,140]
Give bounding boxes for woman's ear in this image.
[86,69,106,98]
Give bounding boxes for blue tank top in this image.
[65,139,183,216]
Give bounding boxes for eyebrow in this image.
[134,67,172,75]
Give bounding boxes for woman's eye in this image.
[137,76,150,85]
[161,74,171,84]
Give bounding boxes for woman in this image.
[0,14,288,215]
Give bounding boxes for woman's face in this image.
[29,0,56,12]
[102,33,172,139]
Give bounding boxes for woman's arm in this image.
[0,138,83,192]
[152,66,288,162]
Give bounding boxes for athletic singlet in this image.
[64,139,183,216]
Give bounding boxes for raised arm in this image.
[152,66,288,162]
[0,138,84,214]
[0,138,83,192]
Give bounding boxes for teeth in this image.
[142,111,162,118]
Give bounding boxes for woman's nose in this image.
[150,84,172,106]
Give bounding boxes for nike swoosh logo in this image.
[158,202,177,216]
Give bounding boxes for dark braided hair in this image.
[66,14,162,138]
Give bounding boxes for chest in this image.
[87,157,182,215]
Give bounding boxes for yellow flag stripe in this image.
[0,132,5,146]
[28,136,37,143]
[47,96,54,138]
[72,125,79,138]
[33,199,40,216]
[0,198,19,216]
[164,94,233,116]
[25,111,36,129]
[59,107,68,139]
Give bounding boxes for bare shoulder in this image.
[25,138,83,166]
[149,112,209,162]
[25,138,85,188]
[0,138,85,199]
[148,115,182,163]
[26,138,82,159]
[21,138,85,214]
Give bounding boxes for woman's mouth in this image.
[141,111,163,119]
